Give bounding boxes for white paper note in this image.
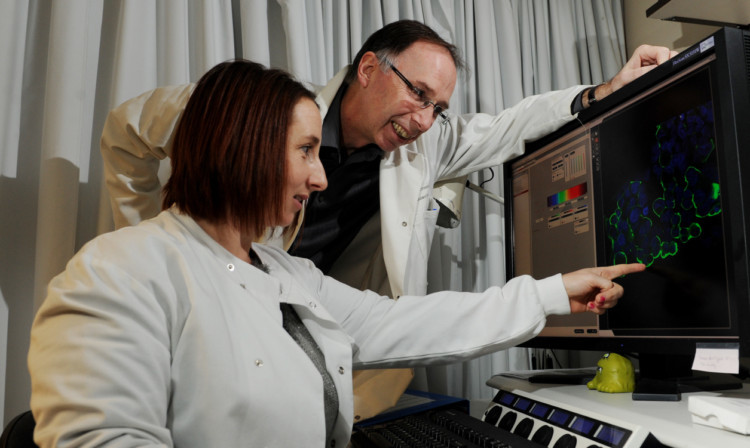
[692,343,740,374]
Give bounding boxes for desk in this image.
[485,374,750,448]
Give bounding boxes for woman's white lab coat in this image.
[28,209,570,447]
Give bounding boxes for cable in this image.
[465,180,504,205]
[479,167,495,187]
[548,349,563,369]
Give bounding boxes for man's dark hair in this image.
[344,20,465,83]
[163,60,316,238]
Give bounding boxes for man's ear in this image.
[357,51,379,87]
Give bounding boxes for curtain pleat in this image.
[239,0,271,65]
[0,2,28,179]
[156,0,191,85]
[0,0,626,423]
[33,0,104,313]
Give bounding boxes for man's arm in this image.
[582,44,678,108]
[428,45,677,181]
[100,84,195,228]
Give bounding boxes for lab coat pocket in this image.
[402,203,440,295]
[419,200,441,258]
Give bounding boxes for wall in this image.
[623,0,719,54]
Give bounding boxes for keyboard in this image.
[351,407,540,448]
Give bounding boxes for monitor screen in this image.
[597,67,729,338]
[504,27,750,388]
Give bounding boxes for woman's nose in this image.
[309,159,328,191]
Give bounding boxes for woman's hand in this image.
[562,263,646,315]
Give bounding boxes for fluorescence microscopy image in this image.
[606,101,720,267]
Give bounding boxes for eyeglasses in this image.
[387,62,448,122]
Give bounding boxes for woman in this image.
[28,60,644,447]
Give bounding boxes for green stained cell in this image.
[609,213,619,227]
[671,212,682,227]
[683,166,701,188]
[637,253,655,267]
[688,222,702,239]
[681,195,695,211]
[661,241,678,258]
[711,183,720,201]
[653,198,666,217]
[698,139,716,163]
[651,235,663,253]
[613,252,629,265]
[679,227,691,243]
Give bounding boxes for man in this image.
[101,20,675,420]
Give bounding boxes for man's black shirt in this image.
[289,84,384,273]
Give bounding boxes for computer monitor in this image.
[504,27,750,395]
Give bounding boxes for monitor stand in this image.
[632,353,743,401]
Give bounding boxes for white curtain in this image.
[0,0,625,424]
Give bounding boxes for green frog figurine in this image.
[587,352,635,393]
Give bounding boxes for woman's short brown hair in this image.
[163,60,316,237]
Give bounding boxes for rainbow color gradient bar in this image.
[547,182,587,207]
